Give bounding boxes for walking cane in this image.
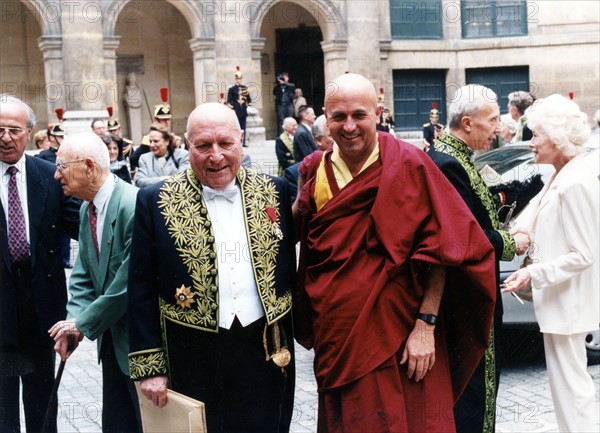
[41,342,74,433]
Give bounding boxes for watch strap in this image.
[417,313,438,325]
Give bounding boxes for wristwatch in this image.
[417,313,438,325]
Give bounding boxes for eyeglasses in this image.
[55,159,84,171]
[0,126,26,139]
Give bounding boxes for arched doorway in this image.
[1,0,49,141]
[259,1,325,138]
[114,0,194,140]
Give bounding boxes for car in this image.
[474,132,600,364]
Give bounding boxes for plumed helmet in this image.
[154,87,172,119]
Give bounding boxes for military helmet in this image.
[154,87,172,119]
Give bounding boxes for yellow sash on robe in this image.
[314,141,380,212]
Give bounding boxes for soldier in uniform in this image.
[377,108,395,134]
[375,89,396,135]
[37,108,65,164]
[423,102,444,152]
[227,66,251,147]
[106,106,134,159]
[130,88,182,171]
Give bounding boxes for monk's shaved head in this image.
[323,73,381,175]
[325,73,378,111]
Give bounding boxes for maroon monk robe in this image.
[295,133,496,431]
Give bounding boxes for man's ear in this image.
[85,157,95,171]
[461,116,472,133]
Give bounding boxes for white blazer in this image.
[515,155,599,335]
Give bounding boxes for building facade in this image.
[1,0,598,142]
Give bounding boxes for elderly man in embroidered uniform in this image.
[127,103,295,433]
[428,85,531,433]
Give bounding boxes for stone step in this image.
[243,139,279,176]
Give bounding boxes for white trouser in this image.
[543,332,599,432]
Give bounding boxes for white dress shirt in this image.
[1,156,30,242]
[202,180,264,329]
[89,175,116,254]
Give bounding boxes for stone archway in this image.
[250,0,346,138]
[104,0,200,140]
[0,0,64,136]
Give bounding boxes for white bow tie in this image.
[203,184,239,202]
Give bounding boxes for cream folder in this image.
[135,382,207,433]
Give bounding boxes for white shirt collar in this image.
[1,153,27,177]
[91,174,116,215]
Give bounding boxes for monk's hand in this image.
[400,320,436,382]
[501,268,531,293]
[141,376,169,408]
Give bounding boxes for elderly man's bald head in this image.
[324,73,378,110]
[187,103,241,134]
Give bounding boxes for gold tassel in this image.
[262,321,291,372]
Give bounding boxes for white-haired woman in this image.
[502,94,599,432]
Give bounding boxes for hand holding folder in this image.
[135,382,207,433]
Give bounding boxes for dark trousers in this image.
[0,263,57,433]
[454,322,502,433]
[100,332,141,433]
[238,116,248,147]
[0,338,56,433]
[167,316,294,433]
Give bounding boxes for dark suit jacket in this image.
[293,123,317,162]
[36,147,58,163]
[273,82,295,106]
[429,138,516,324]
[0,156,80,348]
[67,179,138,374]
[284,162,300,203]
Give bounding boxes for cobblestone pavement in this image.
[20,335,599,433]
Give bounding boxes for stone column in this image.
[213,0,252,86]
[103,35,121,113]
[247,38,266,144]
[379,39,393,99]
[212,7,265,144]
[60,0,106,111]
[250,38,266,113]
[345,0,380,83]
[443,0,465,104]
[37,35,65,120]
[321,40,349,83]
[189,38,217,104]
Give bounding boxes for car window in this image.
[474,147,532,172]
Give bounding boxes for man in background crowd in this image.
[0,95,79,432]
